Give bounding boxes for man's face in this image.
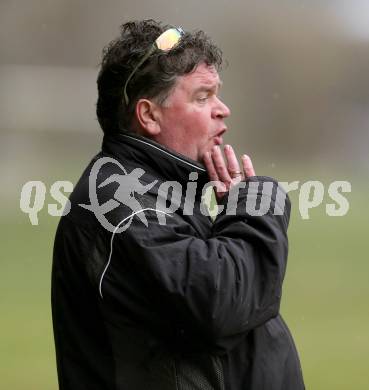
[155,63,230,162]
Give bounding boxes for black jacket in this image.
[52,133,305,390]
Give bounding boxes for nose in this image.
[212,96,231,119]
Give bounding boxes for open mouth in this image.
[214,128,227,145]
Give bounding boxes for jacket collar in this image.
[102,132,210,189]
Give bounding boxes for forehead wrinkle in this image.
[193,78,222,94]
[168,64,222,100]
[190,70,222,91]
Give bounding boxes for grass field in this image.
[1,135,368,389]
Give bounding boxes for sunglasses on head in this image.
[123,27,184,106]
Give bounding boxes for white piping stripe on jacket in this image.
[99,208,172,298]
[121,134,206,172]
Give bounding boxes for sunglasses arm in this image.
[123,44,157,105]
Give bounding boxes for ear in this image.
[134,98,162,136]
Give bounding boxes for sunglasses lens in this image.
[155,28,182,51]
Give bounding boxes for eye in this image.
[196,94,208,103]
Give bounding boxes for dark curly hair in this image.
[96,19,223,134]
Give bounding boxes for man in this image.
[52,19,305,389]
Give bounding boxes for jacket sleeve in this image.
[99,176,291,353]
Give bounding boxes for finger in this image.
[211,146,232,185]
[224,144,242,180]
[203,151,220,182]
[241,154,256,177]
[203,151,227,200]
